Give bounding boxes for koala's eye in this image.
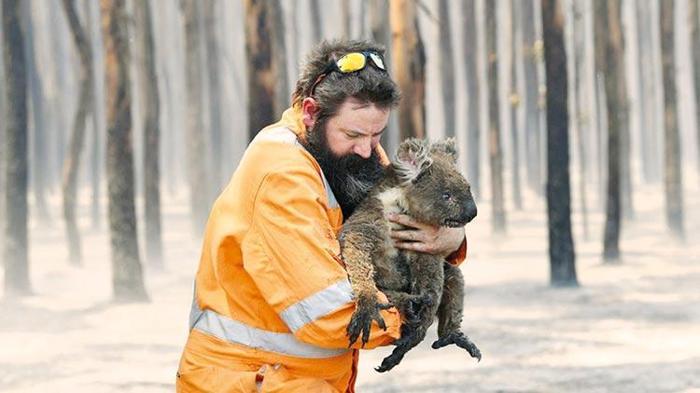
[442,191,452,201]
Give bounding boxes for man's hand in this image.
[386,213,465,257]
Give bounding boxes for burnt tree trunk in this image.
[390,0,425,139]
[101,0,148,302]
[62,0,92,266]
[572,0,589,240]
[51,2,69,192]
[599,0,625,262]
[542,0,577,287]
[309,0,323,42]
[635,0,650,183]
[204,0,224,189]
[438,0,455,137]
[522,0,543,195]
[341,0,351,38]
[593,2,607,210]
[182,0,210,233]
[85,0,102,229]
[0,5,4,245]
[269,0,289,118]
[510,0,522,210]
[486,0,506,234]
[369,0,390,47]
[21,3,50,223]
[463,0,480,197]
[690,0,700,179]
[619,3,633,222]
[660,0,685,240]
[135,0,162,269]
[2,0,31,297]
[244,0,275,141]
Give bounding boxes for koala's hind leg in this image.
[431,263,481,361]
[375,254,444,372]
[383,290,434,326]
[435,263,465,337]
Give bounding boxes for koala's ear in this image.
[394,138,433,184]
[430,137,458,165]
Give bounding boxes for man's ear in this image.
[430,137,458,165]
[301,97,319,129]
[393,138,432,184]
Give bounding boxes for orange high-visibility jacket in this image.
[176,106,467,393]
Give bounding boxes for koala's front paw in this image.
[432,331,482,362]
[347,295,391,347]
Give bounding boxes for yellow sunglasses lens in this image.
[337,53,367,73]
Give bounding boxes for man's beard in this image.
[299,120,385,219]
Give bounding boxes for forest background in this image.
[1,0,698,391]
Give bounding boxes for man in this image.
[176,40,467,392]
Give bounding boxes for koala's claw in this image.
[432,332,482,362]
[347,296,390,348]
[375,350,406,373]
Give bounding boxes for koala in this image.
[339,137,481,373]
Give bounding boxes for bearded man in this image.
[176,40,467,392]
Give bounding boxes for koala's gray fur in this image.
[339,138,481,372]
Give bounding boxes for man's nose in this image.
[353,140,372,159]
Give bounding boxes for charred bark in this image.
[341,0,351,38]
[486,0,506,234]
[571,0,589,240]
[438,0,455,138]
[542,0,577,287]
[85,0,102,229]
[660,0,685,240]
[101,0,148,302]
[463,0,480,198]
[598,0,625,262]
[522,0,543,195]
[269,0,289,119]
[244,0,276,141]
[510,0,522,210]
[204,0,223,188]
[135,0,162,269]
[691,0,700,179]
[2,0,31,297]
[309,0,323,41]
[369,0,390,47]
[61,0,92,266]
[21,2,50,223]
[390,0,425,139]
[182,0,210,233]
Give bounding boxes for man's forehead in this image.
[335,101,389,134]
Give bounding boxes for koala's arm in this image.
[339,221,387,301]
[242,168,401,350]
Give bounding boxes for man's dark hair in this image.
[292,39,401,123]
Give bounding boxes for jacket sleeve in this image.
[242,164,401,350]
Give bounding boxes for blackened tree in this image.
[542,0,577,286]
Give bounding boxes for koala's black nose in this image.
[462,201,477,223]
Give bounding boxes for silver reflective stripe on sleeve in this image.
[188,283,204,329]
[318,169,340,209]
[189,292,349,359]
[279,279,354,332]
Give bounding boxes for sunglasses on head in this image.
[309,51,387,96]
